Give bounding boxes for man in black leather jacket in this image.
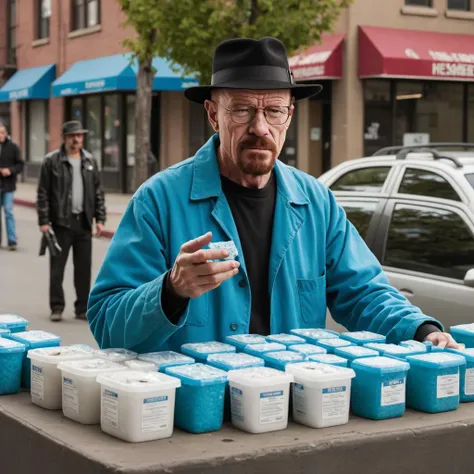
[36,120,106,322]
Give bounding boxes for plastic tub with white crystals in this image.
[0,338,26,395]
[333,346,379,367]
[227,367,294,434]
[95,348,137,363]
[120,359,157,372]
[181,341,236,363]
[57,358,128,424]
[308,353,348,367]
[243,342,286,358]
[265,333,306,348]
[138,351,195,372]
[0,314,28,333]
[27,345,95,410]
[288,344,327,358]
[340,331,386,345]
[290,328,339,343]
[286,362,355,428]
[97,370,181,443]
[450,324,474,348]
[225,334,267,352]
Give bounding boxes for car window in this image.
[466,174,474,190]
[383,204,474,280]
[340,202,377,241]
[398,168,461,201]
[330,167,390,193]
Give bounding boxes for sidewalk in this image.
[13,182,130,239]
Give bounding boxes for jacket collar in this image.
[60,144,92,163]
[190,134,309,205]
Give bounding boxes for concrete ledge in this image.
[1,393,474,474]
[445,9,474,20]
[32,38,49,48]
[68,25,102,39]
[401,5,439,17]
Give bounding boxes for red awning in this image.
[359,26,474,81]
[289,34,345,81]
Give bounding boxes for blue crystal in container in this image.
[0,338,26,395]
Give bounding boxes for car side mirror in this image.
[465,269,474,288]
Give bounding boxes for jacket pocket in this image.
[184,292,209,327]
[297,275,327,325]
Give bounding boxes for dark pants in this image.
[50,214,92,315]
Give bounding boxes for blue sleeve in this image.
[324,190,443,343]
[87,194,190,351]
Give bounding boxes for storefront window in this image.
[468,84,474,143]
[85,95,101,168]
[27,100,48,163]
[70,97,83,123]
[126,95,136,166]
[103,94,121,171]
[188,100,213,156]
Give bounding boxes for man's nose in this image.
[248,109,270,137]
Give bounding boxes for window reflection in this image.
[341,201,377,240]
[85,95,101,168]
[103,95,120,170]
[331,167,390,193]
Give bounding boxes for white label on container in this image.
[437,374,459,399]
[31,365,44,401]
[292,383,306,416]
[381,378,406,406]
[259,390,285,424]
[231,387,244,422]
[465,369,474,396]
[102,390,119,428]
[63,377,79,415]
[322,386,348,420]
[142,396,169,433]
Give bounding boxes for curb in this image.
[14,198,116,240]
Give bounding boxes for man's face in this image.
[0,127,7,144]
[206,89,294,176]
[64,133,84,153]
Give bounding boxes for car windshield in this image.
[466,174,474,190]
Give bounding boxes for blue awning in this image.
[0,64,56,102]
[149,58,198,91]
[52,54,137,97]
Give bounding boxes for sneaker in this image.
[8,244,17,251]
[75,313,87,321]
[50,311,62,322]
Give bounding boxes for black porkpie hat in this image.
[184,37,322,104]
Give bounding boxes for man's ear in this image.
[204,100,219,133]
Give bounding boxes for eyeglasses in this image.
[211,101,291,125]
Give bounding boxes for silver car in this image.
[319,143,474,328]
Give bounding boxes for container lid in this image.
[352,356,410,374]
[334,346,379,358]
[450,323,474,335]
[446,348,474,362]
[58,358,127,377]
[266,333,306,344]
[138,351,195,369]
[121,359,158,371]
[373,344,418,356]
[0,327,11,336]
[316,338,352,348]
[8,330,61,347]
[263,351,305,364]
[225,334,266,346]
[0,314,28,329]
[94,348,138,363]
[181,341,236,356]
[97,370,181,392]
[165,363,228,386]
[70,344,96,354]
[308,354,347,365]
[340,331,386,342]
[288,344,327,356]
[0,337,26,354]
[290,328,339,340]
[244,342,286,354]
[285,361,355,382]
[207,352,264,371]
[227,366,294,387]
[27,345,95,363]
[406,352,466,369]
[400,340,429,352]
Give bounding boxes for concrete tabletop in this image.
[1,393,473,474]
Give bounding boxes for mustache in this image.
[240,137,276,152]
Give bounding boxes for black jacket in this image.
[36,145,106,228]
[0,138,24,192]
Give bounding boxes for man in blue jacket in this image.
[88,37,458,352]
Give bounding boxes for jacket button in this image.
[230,323,238,332]
[238,279,246,288]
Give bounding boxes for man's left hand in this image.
[96,223,104,236]
[0,168,11,177]
[425,331,460,350]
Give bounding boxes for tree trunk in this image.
[134,57,154,190]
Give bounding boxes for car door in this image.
[377,200,474,327]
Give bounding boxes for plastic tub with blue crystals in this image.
[288,344,327,358]
[265,334,306,348]
[314,338,353,354]
[308,353,348,367]
[405,352,465,413]
[165,363,228,433]
[0,314,28,334]
[334,346,379,367]
[401,340,432,353]
[0,338,26,395]
[262,351,305,371]
[446,348,474,403]
[207,352,264,372]
[450,324,474,348]
[181,341,236,363]
[243,342,286,358]
[138,351,195,372]
[351,356,410,420]
[290,328,339,343]
[225,334,266,352]
[95,348,137,363]
[340,331,386,345]
[7,330,61,388]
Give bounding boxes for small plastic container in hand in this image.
[265,333,306,348]
[97,370,181,443]
[58,358,128,424]
[314,338,353,354]
[181,341,236,363]
[450,324,474,349]
[307,353,348,367]
[262,351,305,371]
[225,334,267,352]
[351,356,410,420]
[138,351,195,372]
[340,331,386,345]
[286,362,356,428]
[0,325,11,338]
[288,344,327,358]
[290,328,339,343]
[363,343,425,360]
[227,367,294,434]
[243,342,286,358]
[0,338,26,395]
[6,330,61,388]
[0,314,28,334]
[27,345,95,409]
[446,348,474,403]
[94,348,138,363]
[120,359,157,372]
[405,352,465,413]
[334,346,379,367]
[401,340,432,353]
[165,363,228,433]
